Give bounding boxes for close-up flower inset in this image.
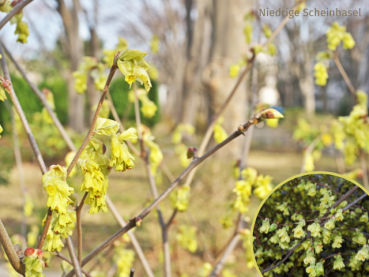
[252,173,369,277]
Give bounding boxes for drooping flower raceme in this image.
[109,128,137,172]
[42,165,74,214]
[116,49,152,91]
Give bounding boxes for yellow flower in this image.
[0,124,3,138]
[14,21,29,43]
[176,225,197,253]
[171,185,190,211]
[94,118,119,136]
[116,49,152,91]
[150,34,160,53]
[42,165,74,214]
[109,130,137,172]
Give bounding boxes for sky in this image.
[0,0,146,60]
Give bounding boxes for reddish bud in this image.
[135,217,142,227]
[187,147,197,159]
[24,248,35,257]
[238,125,245,132]
[36,249,43,258]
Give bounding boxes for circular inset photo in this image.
[251,172,369,277]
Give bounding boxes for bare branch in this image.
[77,192,88,265]
[105,195,155,277]
[0,43,47,174]
[0,219,25,275]
[3,43,77,152]
[66,236,83,277]
[56,252,92,277]
[66,65,117,176]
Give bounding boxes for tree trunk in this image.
[203,0,253,158]
[57,0,85,133]
[299,58,315,116]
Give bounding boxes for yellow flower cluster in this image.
[9,12,29,43]
[327,22,355,50]
[24,251,45,277]
[314,62,329,86]
[176,225,197,253]
[42,165,74,214]
[116,49,152,91]
[229,59,246,78]
[43,210,76,252]
[150,34,160,54]
[128,88,158,118]
[114,249,135,277]
[0,124,3,138]
[103,37,129,67]
[73,57,107,93]
[170,184,190,211]
[213,117,228,143]
[109,128,137,172]
[142,127,163,175]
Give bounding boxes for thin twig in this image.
[37,208,52,249]
[66,237,83,277]
[209,234,240,277]
[0,219,25,275]
[5,101,27,246]
[105,195,155,277]
[77,192,88,265]
[0,43,47,174]
[3,44,77,152]
[56,252,92,277]
[133,83,171,277]
[0,0,33,29]
[333,51,356,97]
[66,66,117,177]
[65,117,257,277]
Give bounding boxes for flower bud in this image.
[135,217,142,227]
[187,147,197,159]
[24,247,35,257]
[36,249,44,258]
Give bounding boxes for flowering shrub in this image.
[253,173,369,277]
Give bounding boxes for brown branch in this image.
[65,117,257,277]
[5,101,27,245]
[209,234,240,277]
[66,65,117,177]
[105,195,155,277]
[66,236,83,277]
[37,208,52,249]
[165,209,177,230]
[0,0,33,29]
[333,51,356,97]
[0,219,25,275]
[3,43,77,152]
[77,192,88,265]
[56,252,92,277]
[133,83,170,276]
